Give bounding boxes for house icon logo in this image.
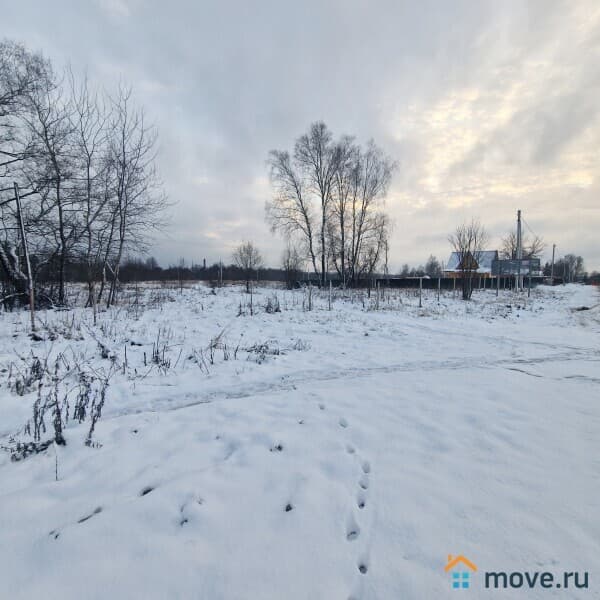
[445,555,478,589]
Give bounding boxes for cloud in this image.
[95,0,140,20]
[3,0,600,271]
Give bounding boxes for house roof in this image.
[444,555,478,572]
[445,250,498,273]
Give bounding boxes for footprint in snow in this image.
[339,418,348,428]
[50,506,103,540]
[346,515,360,541]
[318,403,325,410]
[346,444,355,454]
[179,497,204,526]
[361,461,371,474]
[358,476,369,490]
[78,506,102,524]
[357,492,367,509]
[223,442,239,460]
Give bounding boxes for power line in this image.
[521,216,541,240]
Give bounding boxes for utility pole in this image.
[0,183,36,331]
[516,209,523,292]
[13,183,36,332]
[550,244,556,285]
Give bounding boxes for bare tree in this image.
[346,141,394,285]
[294,122,340,286]
[68,69,110,320]
[329,135,357,287]
[267,149,318,275]
[448,219,489,300]
[501,231,545,259]
[425,255,442,277]
[560,254,585,282]
[1,40,168,311]
[0,41,50,177]
[281,242,303,289]
[104,85,167,307]
[398,263,410,277]
[232,241,264,293]
[267,126,394,288]
[0,42,52,305]
[20,65,76,305]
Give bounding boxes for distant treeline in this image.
[58,257,377,288]
[57,257,310,287]
[49,256,600,288]
[6,251,597,301]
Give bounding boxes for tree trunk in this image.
[321,210,326,287]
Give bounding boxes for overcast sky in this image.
[5,0,600,271]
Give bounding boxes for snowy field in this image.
[0,283,599,599]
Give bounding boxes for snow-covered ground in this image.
[0,283,598,599]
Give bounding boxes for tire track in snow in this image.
[103,347,600,421]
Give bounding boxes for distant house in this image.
[443,250,498,279]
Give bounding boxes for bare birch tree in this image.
[266,149,318,275]
[267,125,394,287]
[329,135,357,287]
[345,141,394,286]
[294,122,340,286]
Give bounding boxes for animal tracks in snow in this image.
[317,399,373,590]
[179,496,204,527]
[77,506,103,524]
[346,515,361,541]
[49,506,104,540]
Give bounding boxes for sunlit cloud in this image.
[4,0,600,270]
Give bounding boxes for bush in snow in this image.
[4,351,115,461]
[264,294,281,314]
